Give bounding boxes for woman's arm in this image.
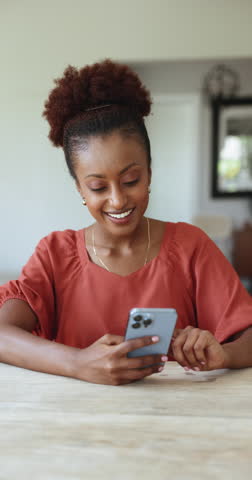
[222,327,252,369]
[0,299,165,384]
[0,299,79,377]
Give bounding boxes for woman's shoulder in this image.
[173,221,208,243]
[151,219,207,243]
[36,228,84,257]
[31,228,88,276]
[40,228,80,244]
[153,220,215,283]
[155,220,209,257]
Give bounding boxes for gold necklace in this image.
[92,217,151,273]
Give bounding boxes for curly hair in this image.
[43,59,152,179]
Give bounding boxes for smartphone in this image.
[125,308,177,358]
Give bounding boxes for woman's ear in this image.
[148,167,152,187]
[75,181,87,206]
[75,180,82,196]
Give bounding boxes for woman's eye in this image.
[124,179,139,186]
[90,187,106,192]
[89,179,139,192]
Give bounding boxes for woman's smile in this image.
[104,207,135,224]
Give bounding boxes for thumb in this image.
[171,328,182,339]
[99,334,124,346]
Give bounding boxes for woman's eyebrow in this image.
[85,162,140,179]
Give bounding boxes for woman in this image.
[0,59,252,385]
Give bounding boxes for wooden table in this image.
[1,362,252,480]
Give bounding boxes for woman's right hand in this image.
[72,334,167,385]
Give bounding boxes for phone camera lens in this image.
[132,322,141,329]
[143,319,152,327]
[133,315,142,322]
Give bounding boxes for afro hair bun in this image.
[43,59,152,147]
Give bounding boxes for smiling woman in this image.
[74,132,152,275]
[75,134,151,244]
[0,59,252,385]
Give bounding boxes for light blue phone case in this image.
[125,308,177,358]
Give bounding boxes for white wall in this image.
[146,95,200,223]
[133,59,252,228]
[1,2,252,281]
[2,0,252,76]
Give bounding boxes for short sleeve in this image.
[0,237,56,340]
[192,232,252,343]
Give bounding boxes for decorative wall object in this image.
[211,96,252,197]
[203,64,240,100]
[203,64,252,198]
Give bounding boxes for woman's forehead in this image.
[75,132,148,176]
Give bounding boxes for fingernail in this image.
[152,336,159,342]
[158,366,164,372]
[200,361,206,365]
[193,367,200,371]
[184,366,190,371]
[161,356,168,362]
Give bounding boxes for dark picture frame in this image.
[211,97,252,198]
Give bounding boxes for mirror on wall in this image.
[211,97,252,197]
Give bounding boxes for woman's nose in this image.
[109,187,127,210]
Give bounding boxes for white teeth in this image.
[107,209,133,219]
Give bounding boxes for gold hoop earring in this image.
[82,198,87,206]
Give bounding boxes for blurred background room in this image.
[1,0,252,290]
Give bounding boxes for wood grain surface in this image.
[0,362,252,480]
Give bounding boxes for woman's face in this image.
[74,131,151,236]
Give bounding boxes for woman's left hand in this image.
[169,326,230,371]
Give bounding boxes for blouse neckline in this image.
[77,222,172,280]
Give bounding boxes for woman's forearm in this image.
[0,324,80,378]
[223,327,252,369]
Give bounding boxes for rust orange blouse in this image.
[0,222,252,347]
